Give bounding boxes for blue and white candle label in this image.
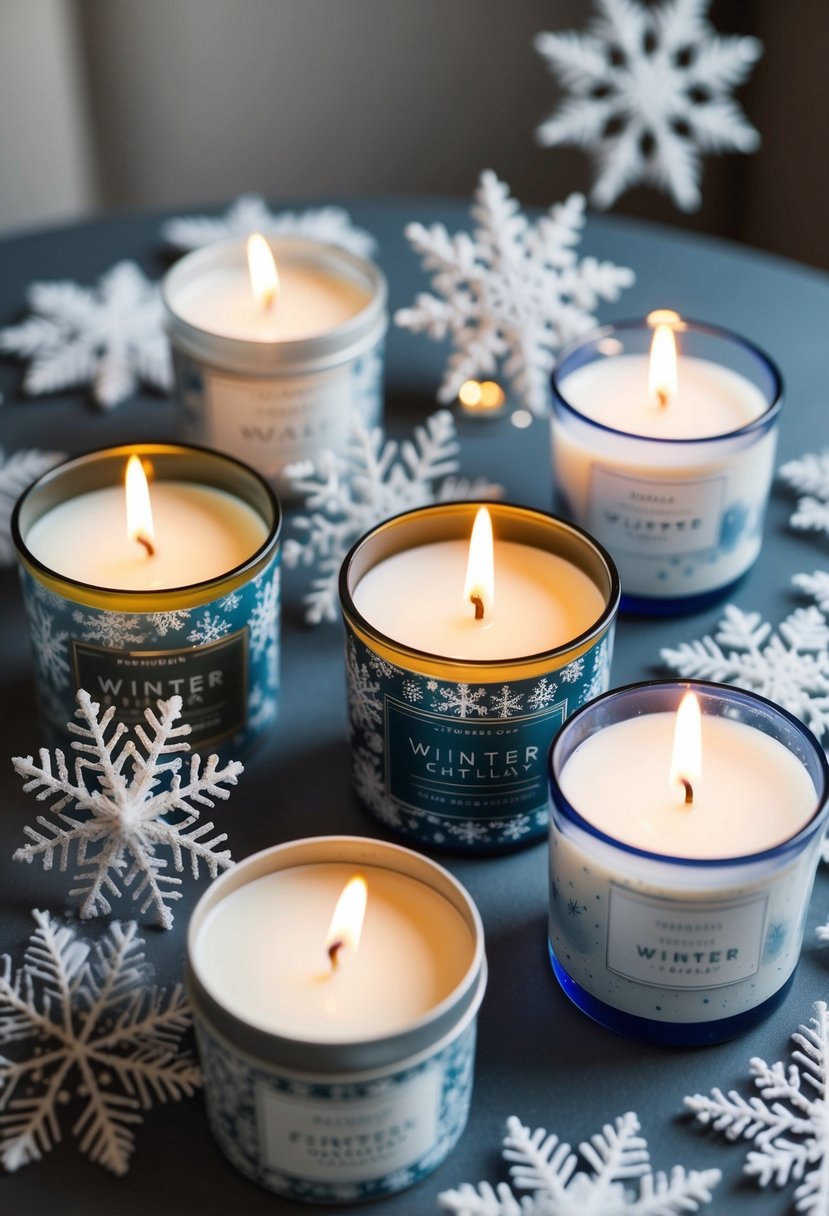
[19,557,281,754]
[345,631,613,851]
[588,466,727,556]
[605,886,768,988]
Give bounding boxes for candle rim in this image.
[552,317,783,446]
[549,678,829,867]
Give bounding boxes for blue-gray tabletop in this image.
[0,198,827,1215]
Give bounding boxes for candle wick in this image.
[328,939,344,970]
[680,777,693,805]
[470,594,485,621]
[656,388,669,409]
[135,533,155,558]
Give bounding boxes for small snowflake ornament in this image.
[161,192,377,259]
[12,690,242,929]
[534,0,762,212]
[0,447,64,565]
[439,1111,720,1214]
[283,408,502,624]
[686,1000,829,1213]
[0,261,172,409]
[395,171,634,415]
[0,909,199,1174]
[780,450,829,538]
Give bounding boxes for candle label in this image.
[606,886,768,988]
[345,631,613,851]
[588,466,728,557]
[194,1017,476,1200]
[174,345,383,486]
[19,558,281,754]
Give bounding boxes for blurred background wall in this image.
[0,0,826,269]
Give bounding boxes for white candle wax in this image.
[172,262,371,343]
[560,354,767,438]
[193,862,476,1040]
[560,711,817,858]
[353,540,605,660]
[25,482,268,590]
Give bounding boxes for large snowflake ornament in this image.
[161,192,377,259]
[0,909,199,1175]
[780,451,829,539]
[395,171,634,415]
[283,408,502,624]
[0,448,64,565]
[686,1000,829,1214]
[12,690,242,929]
[0,261,172,409]
[439,1111,720,1214]
[534,0,762,212]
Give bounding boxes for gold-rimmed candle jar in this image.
[339,502,620,853]
[12,442,281,754]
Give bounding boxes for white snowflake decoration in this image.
[28,603,70,691]
[0,261,172,409]
[12,690,242,929]
[439,1111,720,1214]
[395,171,634,415]
[0,909,199,1175]
[72,608,146,648]
[0,448,64,565]
[686,1000,829,1214]
[186,608,231,646]
[283,408,502,624]
[780,451,829,539]
[534,0,762,213]
[161,193,377,259]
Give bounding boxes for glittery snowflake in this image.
[186,609,231,646]
[0,448,64,565]
[148,609,191,637]
[431,683,489,719]
[283,408,502,624]
[395,171,634,415]
[780,451,829,538]
[489,685,525,717]
[12,690,241,929]
[28,603,70,690]
[248,568,280,659]
[528,676,559,711]
[534,0,762,212]
[345,639,382,734]
[439,1112,720,1214]
[161,193,377,259]
[72,609,146,648]
[0,909,199,1175]
[0,261,172,409]
[686,1000,829,1214]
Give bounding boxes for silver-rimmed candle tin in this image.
[339,502,620,853]
[163,235,388,497]
[12,442,281,755]
[551,319,783,614]
[186,835,487,1204]
[547,681,829,1046]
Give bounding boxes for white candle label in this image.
[257,1066,441,1183]
[587,466,727,557]
[606,885,768,988]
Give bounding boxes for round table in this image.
[0,198,828,1215]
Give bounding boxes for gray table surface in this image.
[0,198,827,1216]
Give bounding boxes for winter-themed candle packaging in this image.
[339,502,619,853]
[547,681,829,1046]
[186,835,487,1203]
[12,442,281,755]
[163,236,387,497]
[551,318,782,613]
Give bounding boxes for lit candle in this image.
[547,681,829,1045]
[341,502,619,852]
[187,836,487,1201]
[551,314,782,612]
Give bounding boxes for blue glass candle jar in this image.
[547,680,829,1046]
[551,316,782,614]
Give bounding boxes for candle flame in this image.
[246,233,280,312]
[325,875,368,970]
[125,455,155,557]
[463,507,495,621]
[669,691,701,806]
[648,313,679,408]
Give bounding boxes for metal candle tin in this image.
[551,320,783,614]
[163,236,388,498]
[186,835,487,1204]
[547,681,829,1046]
[339,503,620,853]
[12,443,281,755]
